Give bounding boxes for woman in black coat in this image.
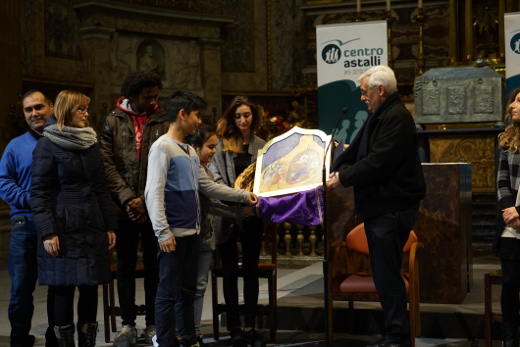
[31,90,117,347]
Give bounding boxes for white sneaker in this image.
[113,324,137,347]
[142,325,156,345]
[152,334,159,347]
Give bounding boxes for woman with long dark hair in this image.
[208,96,266,346]
[496,87,520,347]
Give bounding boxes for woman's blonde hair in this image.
[498,87,520,153]
[54,90,90,131]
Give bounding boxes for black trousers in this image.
[115,218,159,326]
[217,217,263,329]
[364,209,418,344]
[499,238,520,329]
[53,285,98,326]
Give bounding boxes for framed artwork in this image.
[254,127,332,197]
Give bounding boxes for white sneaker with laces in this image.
[113,324,137,347]
[142,325,156,345]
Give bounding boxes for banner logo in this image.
[511,33,520,55]
[322,44,341,64]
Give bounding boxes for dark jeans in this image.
[52,285,98,326]
[115,218,159,326]
[364,209,418,344]
[8,217,55,346]
[500,239,520,328]
[155,233,200,347]
[217,217,263,329]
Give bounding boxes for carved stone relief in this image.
[422,87,440,115]
[137,40,165,78]
[220,0,253,72]
[475,86,494,114]
[429,136,495,193]
[110,34,202,93]
[44,0,82,58]
[447,87,467,115]
[414,66,503,124]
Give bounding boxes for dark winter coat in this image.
[31,123,118,286]
[332,92,426,220]
[99,105,169,217]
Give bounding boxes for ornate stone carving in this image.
[447,86,466,115]
[429,136,496,193]
[109,34,202,93]
[45,0,82,58]
[415,66,503,125]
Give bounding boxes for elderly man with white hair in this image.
[328,65,426,347]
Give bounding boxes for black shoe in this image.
[196,335,206,347]
[230,327,248,347]
[386,344,411,347]
[45,326,59,347]
[367,340,410,347]
[243,328,265,347]
[11,335,36,347]
[502,340,520,347]
[366,339,385,347]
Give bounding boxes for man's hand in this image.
[43,234,60,257]
[125,198,148,223]
[327,171,341,192]
[246,192,258,206]
[159,236,176,253]
[106,230,116,250]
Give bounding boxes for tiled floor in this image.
[0,243,504,347]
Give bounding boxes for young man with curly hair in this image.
[100,71,169,347]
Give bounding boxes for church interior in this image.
[0,0,517,345]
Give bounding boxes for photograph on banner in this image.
[505,12,520,101]
[316,21,387,144]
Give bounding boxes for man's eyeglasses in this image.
[360,87,375,97]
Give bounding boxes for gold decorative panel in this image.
[429,135,495,193]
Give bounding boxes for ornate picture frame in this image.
[254,127,332,197]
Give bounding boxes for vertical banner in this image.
[505,12,520,100]
[316,21,387,143]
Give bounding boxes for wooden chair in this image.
[326,223,423,347]
[484,270,503,347]
[102,250,147,343]
[211,223,278,342]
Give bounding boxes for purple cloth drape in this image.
[254,185,324,226]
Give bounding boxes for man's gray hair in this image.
[358,65,397,94]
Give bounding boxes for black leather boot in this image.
[243,328,266,347]
[502,322,519,347]
[46,325,59,347]
[54,324,76,347]
[77,322,98,347]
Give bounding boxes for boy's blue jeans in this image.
[155,233,200,347]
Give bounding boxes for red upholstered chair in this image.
[326,223,423,347]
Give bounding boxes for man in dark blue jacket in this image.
[0,90,57,347]
[328,65,426,347]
